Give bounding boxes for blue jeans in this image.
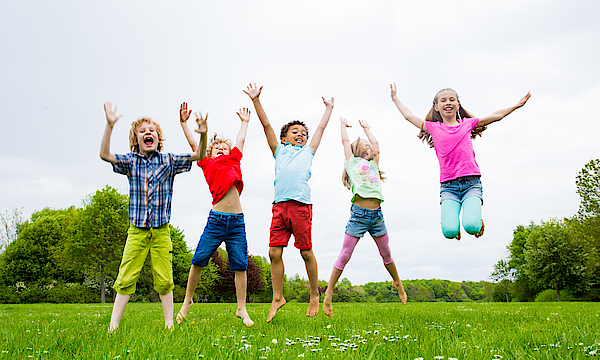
[345,204,388,238]
[192,211,248,271]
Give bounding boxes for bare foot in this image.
[108,323,118,334]
[306,296,319,317]
[267,298,286,322]
[176,299,193,325]
[236,308,255,327]
[323,293,334,317]
[393,280,407,305]
[475,220,485,238]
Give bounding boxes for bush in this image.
[45,283,99,303]
[0,285,19,304]
[19,287,47,303]
[534,289,577,302]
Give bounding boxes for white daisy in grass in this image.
[271,339,277,344]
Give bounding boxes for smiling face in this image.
[352,138,373,160]
[434,89,460,121]
[282,124,308,146]
[136,121,159,156]
[210,141,231,158]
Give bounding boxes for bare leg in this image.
[300,249,319,317]
[159,291,174,330]
[384,262,407,304]
[323,267,343,317]
[109,293,130,332]
[177,264,203,324]
[267,246,286,322]
[234,271,254,326]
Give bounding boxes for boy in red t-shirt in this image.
[176,103,254,327]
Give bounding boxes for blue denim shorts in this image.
[345,204,388,238]
[192,211,248,271]
[440,175,483,204]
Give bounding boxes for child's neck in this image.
[441,115,460,127]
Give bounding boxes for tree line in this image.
[490,159,600,302]
[1,158,597,304]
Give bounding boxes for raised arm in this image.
[340,117,353,161]
[235,108,251,152]
[244,83,278,155]
[477,92,531,127]
[179,102,198,152]
[309,96,334,153]
[100,102,121,164]
[359,119,380,165]
[390,83,425,130]
[190,114,208,161]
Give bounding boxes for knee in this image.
[441,224,460,239]
[463,219,482,235]
[300,249,314,262]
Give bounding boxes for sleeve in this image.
[197,156,208,169]
[231,147,243,161]
[170,153,193,174]
[273,143,283,159]
[112,153,132,175]
[469,118,480,129]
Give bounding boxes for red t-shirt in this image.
[197,147,244,205]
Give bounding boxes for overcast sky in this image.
[1,0,599,285]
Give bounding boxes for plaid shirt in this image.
[113,152,192,228]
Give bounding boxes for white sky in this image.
[1,0,599,285]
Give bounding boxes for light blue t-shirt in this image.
[273,143,314,204]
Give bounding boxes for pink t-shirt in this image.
[425,118,481,183]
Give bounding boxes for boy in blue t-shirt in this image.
[100,102,206,332]
[244,84,334,322]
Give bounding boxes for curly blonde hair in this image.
[128,118,165,153]
[342,137,385,190]
[206,133,234,159]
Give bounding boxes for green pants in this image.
[113,223,174,295]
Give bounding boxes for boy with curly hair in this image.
[244,84,334,322]
[100,102,206,332]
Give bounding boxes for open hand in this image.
[243,83,262,100]
[180,102,192,123]
[358,119,371,130]
[340,116,351,127]
[322,97,334,108]
[390,83,397,98]
[194,111,208,134]
[103,102,122,126]
[237,108,251,122]
[516,92,531,108]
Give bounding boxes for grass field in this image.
[1,301,599,359]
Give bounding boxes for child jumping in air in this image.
[100,102,205,332]
[244,83,334,322]
[323,117,407,317]
[390,84,530,240]
[176,102,254,327]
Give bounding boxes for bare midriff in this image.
[352,194,381,210]
[212,185,243,214]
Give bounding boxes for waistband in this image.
[441,175,481,184]
[209,210,244,219]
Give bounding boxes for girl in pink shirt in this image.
[390,85,530,240]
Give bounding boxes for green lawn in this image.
[1,302,599,359]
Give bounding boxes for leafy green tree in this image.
[1,207,81,286]
[490,259,514,302]
[524,220,588,301]
[507,223,537,302]
[246,256,264,303]
[447,282,464,301]
[576,159,600,220]
[70,186,128,303]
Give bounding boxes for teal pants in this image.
[440,197,482,239]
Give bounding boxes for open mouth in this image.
[143,137,154,146]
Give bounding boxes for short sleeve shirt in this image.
[425,118,481,183]
[344,155,384,203]
[273,143,314,204]
[113,151,192,228]
[197,147,244,205]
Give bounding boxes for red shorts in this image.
[269,200,313,250]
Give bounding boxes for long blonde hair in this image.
[342,137,386,190]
